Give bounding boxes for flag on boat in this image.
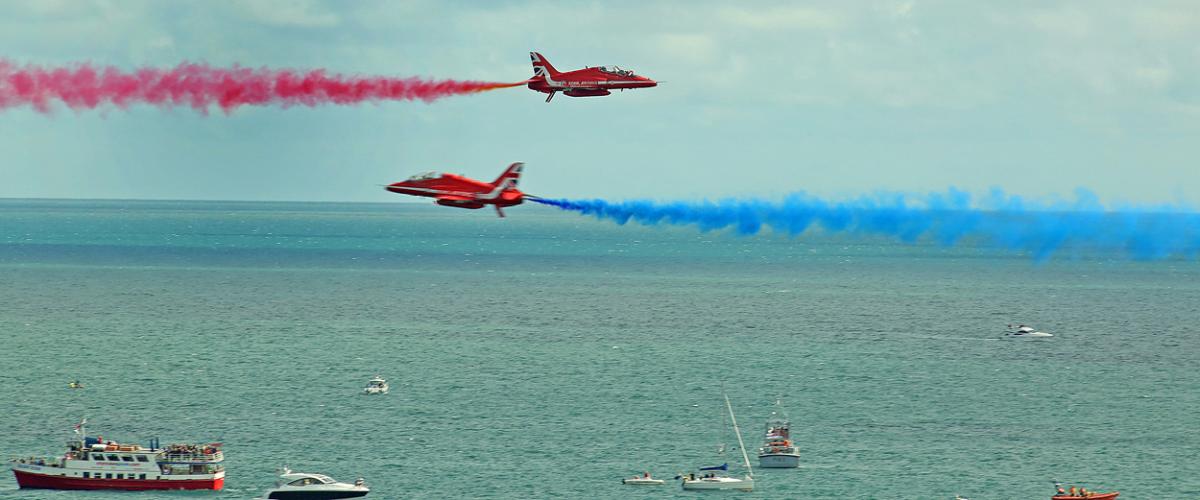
[699,463,728,471]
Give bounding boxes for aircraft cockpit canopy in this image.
[597,65,634,77]
[406,171,441,181]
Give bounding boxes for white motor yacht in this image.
[1002,324,1053,339]
[681,392,754,492]
[757,399,800,468]
[263,469,368,499]
[363,376,388,395]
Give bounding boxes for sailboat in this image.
[681,392,754,491]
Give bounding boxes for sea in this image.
[1,198,1197,499]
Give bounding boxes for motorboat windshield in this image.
[287,474,335,486]
[406,171,440,181]
[278,469,337,483]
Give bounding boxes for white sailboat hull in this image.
[681,476,754,491]
[758,453,800,468]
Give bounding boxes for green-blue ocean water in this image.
[1,199,1197,499]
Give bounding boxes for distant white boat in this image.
[363,376,388,395]
[757,399,800,468]
[1002,324,1053,339]
[681,392,754,492]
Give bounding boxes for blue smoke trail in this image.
[529,189,1200,261]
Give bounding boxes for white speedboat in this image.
[363,376,388,395]
[1002,325,1053,339]
[757,399,800,468]
[622,473,664,485]
[263,469,368,499]
[681,392,754,492]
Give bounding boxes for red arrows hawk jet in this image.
[527,52,657,103]
[385,162,527,217]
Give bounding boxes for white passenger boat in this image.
[757,399,800,468]
[681,392,754,491]
[11,418,224,491]
[362,376,388,395]
[1002,324,1053,339]
[263,468,368,499]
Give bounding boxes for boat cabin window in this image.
[140,474,146,480]
[288,477,328,486]
[121,455,134,462]
[116,473,124,479]
[406,171,440,181]
[106,454,120,461]
[136,455,149,462]
[105,473,112,479]
[83,472,90,478]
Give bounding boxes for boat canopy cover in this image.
[699,463,728,471]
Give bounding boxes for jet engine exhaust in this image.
[0,60,525,113]
[530,190,1200,262]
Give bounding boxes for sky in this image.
[1,0,1198,205]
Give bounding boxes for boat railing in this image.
[158,451,224,463]
[12,457,63,467]
[159,463,224,475]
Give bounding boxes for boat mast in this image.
[723,392,753,478]
[75,417,87,444]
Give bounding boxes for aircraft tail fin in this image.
[492,162,524,189]
[530,52,560,78]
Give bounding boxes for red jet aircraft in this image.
[527,52,657,103]
[385,162,527,217]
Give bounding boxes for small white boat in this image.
[263,468,368,499]
[362,376,388,395]
[681,392,754,492]
[1002,324,1053,339]
[622,473,665,485]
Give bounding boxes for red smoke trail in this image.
[0,60,525,113]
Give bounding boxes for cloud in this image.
[1132,61,1173,90]
[654,33,717,65]
[232,0,340,28]
[719,6,842,30]
[1028,7,1093,38]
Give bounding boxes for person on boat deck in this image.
[643,472,650,478]
[1057,485,1066,495]
[1069,486,1077,495]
